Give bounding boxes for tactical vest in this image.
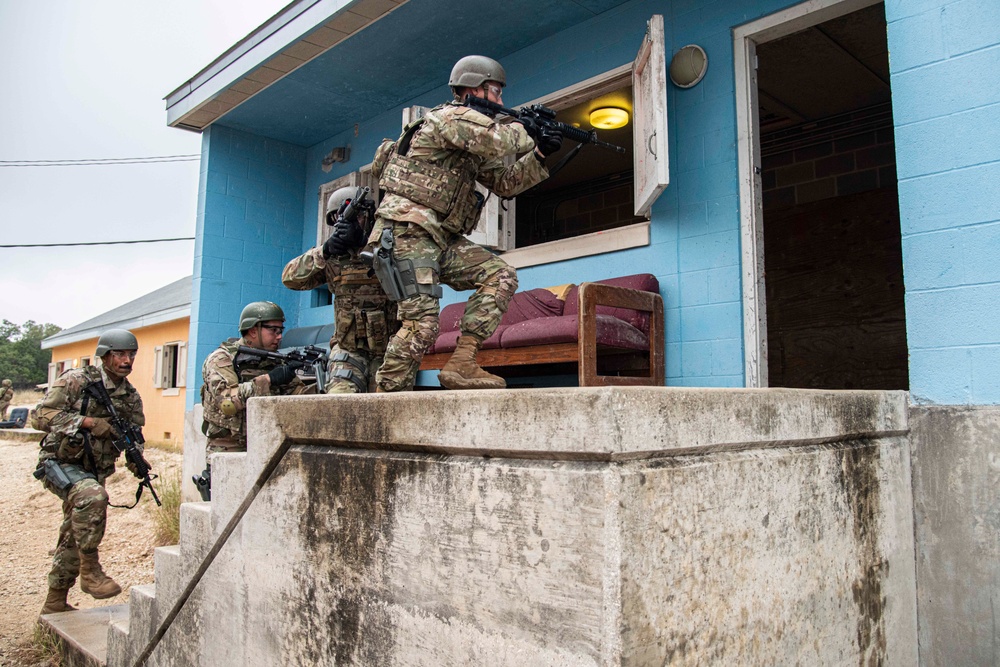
[200,339,278,443]
[374,105,486,235]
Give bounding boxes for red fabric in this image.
[563,273,658,334]
[501,314,648,350]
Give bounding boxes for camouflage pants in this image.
[326,344,384,393]
[0,403,9,420]
[46,477,109,590]
[376,221,517,392]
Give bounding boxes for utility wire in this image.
[0,154,200,167]
[0,237,195,248]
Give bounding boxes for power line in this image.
[0,155,200,167]
[0,237,195,248]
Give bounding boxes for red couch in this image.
[420,273,665,386]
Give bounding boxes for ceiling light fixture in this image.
[589,107,629,130]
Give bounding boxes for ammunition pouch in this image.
[380,154,485,235]
[371,228,443,302]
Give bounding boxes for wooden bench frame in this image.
[420,282,665,386]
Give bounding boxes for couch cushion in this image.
[501,314,648,350]
[501,288,565,325]
[563,273,658,334]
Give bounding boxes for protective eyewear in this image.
[261,325,285,334]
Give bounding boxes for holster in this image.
[33,459,95,491]
[371,227,443,302]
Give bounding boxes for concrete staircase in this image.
[40,388,920,666]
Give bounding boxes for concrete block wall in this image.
[886,0,1000,405]
[109,387,917,666]
[187,125,307,409]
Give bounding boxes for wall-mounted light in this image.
[669,44,708,88]
[589,107,629,130]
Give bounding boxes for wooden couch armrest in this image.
[578,282,665,386]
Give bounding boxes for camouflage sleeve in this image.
[34,371,87,437]
[202,350,268,416]
[476,151,550,198]
[281,247,330,291]
[428,106,537,160]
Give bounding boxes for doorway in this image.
[736,0,907,390]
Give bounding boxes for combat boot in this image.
[438,335,506,390]
[79,550,122,599]
[40,588,76,615]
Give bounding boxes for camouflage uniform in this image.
[34,364,145,590]
[0,380,12,419]
[201,337,313,454]
[282,247,399,393]
[368,102,549,391]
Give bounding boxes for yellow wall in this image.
[48,318,189,448]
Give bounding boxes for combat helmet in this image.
[95,329,139,357]
[449,55,506,92]
[239,301,285,333]
[326,186,361,225]
[1,379,11,387]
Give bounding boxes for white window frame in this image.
[154,341,187,393]
[498,15,668,266]
[733,0,881,387]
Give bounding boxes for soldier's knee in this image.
[72,484,109,513]
[410,317,440,354]
[488,266,518,307]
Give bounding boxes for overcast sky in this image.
[0,0,288,331]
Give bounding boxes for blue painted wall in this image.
[886,0,1000,404]
[186,126,306,409]
[188,0,1000,405]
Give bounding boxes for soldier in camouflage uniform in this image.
[282,186,399,393]
[201,301,313,468]
[34,329,145,615]
[367,55,562,392]
[0,378,12,419]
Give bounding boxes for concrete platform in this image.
[40,604,128,667]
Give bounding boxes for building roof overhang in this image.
[165,0,633,146]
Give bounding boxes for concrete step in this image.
[106,614,130,667]
[179,501,213,563]
[40,604,128,667]
[209,450,248,534]
[124,583,157,653]
[153,545,186,612]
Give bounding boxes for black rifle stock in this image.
[464,95,626,154]
[235,345,329,394]
[83,381,161,507]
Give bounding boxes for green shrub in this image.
[154,470,182,546]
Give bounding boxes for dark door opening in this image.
[757,2,908,390]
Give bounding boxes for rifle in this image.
[235,345,329,394]
[83,381,161,507]
[464,95,626,155]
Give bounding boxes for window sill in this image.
[501,222,650,269]
[162,388,180,397]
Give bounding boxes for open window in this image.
[153,342,187,392]
[496,15,667,265]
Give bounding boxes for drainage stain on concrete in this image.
[280,446,432,665]
[836,440,888,667]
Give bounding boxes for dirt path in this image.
[0,435,182,666]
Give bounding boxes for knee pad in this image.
[488,266,519,308]
[329,351,370,393]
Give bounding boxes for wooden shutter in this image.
[153,346,164,388]
[633,14,669,216]
[177,342,188,388]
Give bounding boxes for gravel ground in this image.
[0,432,182,666]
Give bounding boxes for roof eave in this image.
[41,306,192,351]
[165,0,408,133]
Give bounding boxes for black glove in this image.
[322,220,364,258]
[536,128,563,157]
[267,363,301,387]
[126,456,152,477]
[517,116,540,141]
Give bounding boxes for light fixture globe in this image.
[589,107,629,129]
[669,44,708,88]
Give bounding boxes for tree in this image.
[0,320,62,388]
